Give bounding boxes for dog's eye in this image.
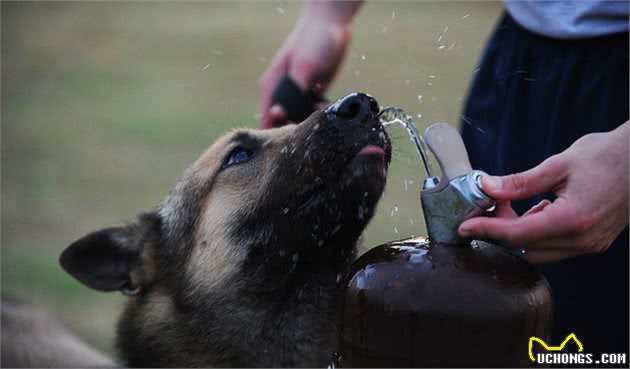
[222,147,253,169]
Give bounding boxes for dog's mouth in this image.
[357,145,386,156]
[287,93,391,192]
[342,116,391,178]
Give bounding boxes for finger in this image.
[260,114,275,129]
[481,156,568,201]
[260,105,287,129]
[258,53,291,128]
[458,200,577,247]
[458,200,515,238]
[493,200,518,218]
[523,199,552,216]
[269,104,287,124]
[523,248,584,264]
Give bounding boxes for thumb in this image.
[481,156,567,201]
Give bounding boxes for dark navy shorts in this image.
[461,13,629,356]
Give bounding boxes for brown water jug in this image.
[338,237,552,367]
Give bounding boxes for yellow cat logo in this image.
[528,333,584,362]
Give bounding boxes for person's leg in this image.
[461,13,629,356]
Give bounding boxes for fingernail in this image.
[482,176,502,192]
[270,104,283,115]
[458,224,473,238]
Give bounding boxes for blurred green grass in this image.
[1,1,502,354]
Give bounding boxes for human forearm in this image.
[302,0,363,26]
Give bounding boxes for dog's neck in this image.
[117,239,357,367]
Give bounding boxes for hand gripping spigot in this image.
[420,123,496,244]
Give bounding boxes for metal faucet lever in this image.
[420,123,495,244]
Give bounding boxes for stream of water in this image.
[378,106,434,179]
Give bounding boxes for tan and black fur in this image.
[56,95,391,367]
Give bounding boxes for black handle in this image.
[271,75,327,124]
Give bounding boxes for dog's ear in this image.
[60,213,160,294]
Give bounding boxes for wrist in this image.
[302,0,362,26]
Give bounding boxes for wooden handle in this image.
[424,123,472,181]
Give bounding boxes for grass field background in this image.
[2,1,502,354]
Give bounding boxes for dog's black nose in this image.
[326,93,379,124]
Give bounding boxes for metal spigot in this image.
[420,123,496,244]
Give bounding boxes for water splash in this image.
[379,106,433,178]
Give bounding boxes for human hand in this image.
[257,1,361,128]
[459,121,629,263]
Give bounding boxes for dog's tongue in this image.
[358,145,385,156]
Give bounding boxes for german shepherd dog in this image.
[55,93,391,367]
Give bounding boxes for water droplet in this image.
[417,95,423,103]
[438,45,446,50]
[416,113,422,119]
[462,13,471,19]
[282,207,289,214]
[202,63,210,71]
[361,55,366,61]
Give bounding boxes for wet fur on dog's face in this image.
[60,102,391,367]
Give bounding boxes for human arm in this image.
[258,0,362,128]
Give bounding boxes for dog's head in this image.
[59,93,390,366]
